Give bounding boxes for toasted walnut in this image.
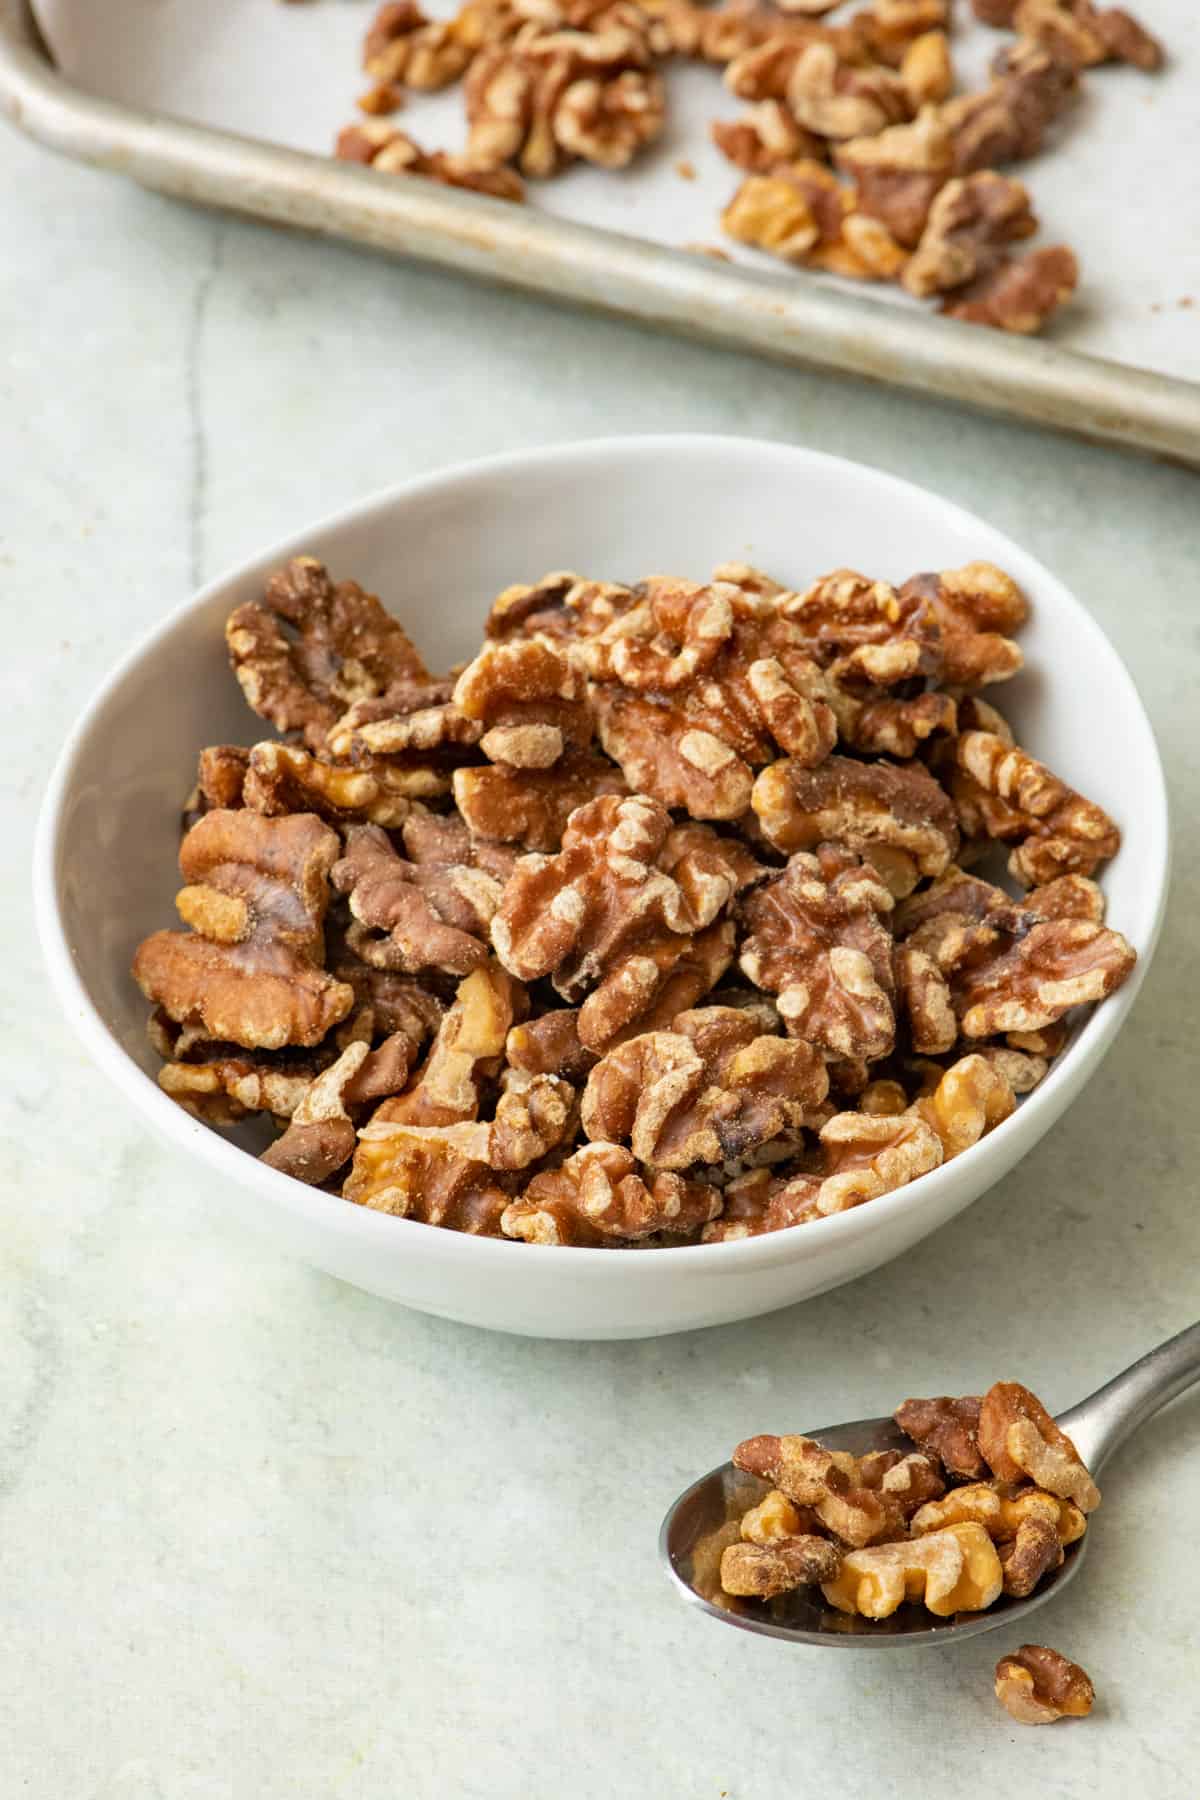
[358,1068,575,1178]
[336,118,528,196]
[721,163,905,280]
[586,577,838,819]
[324,674,470,764]
[491,796,748,1050]
[911,1480,1086,1546]
[942,244,1078,332]
[894,1393,986,1478]
[903,171,1037,298]
[484,570,635,643]
[978,1381,1101,1511]
[739,850,896,1060]
[787,41,911,139]
[720,1535,842,1598]
[241,742,422,825]
[954,730,1120,884]
[900,28,952,105]
[953,915,1135,1037]
[182,744,250,828]
[711,103,825,173]
[332,823,507,977]
[856,0,950,63]
[779,568,940,679]
[453,634,590,769]
[942,41,1078,174]
[752,757,958,897]
[362,1,473,89]
[226,557,429,751]
[822,1521,1003,1618]
[894,943,957,1053]
[262,1033,424,1186]
[454,752,628,853]
[133,811,353,1051]
[554,67,666,166]
[739,1489,817,1543]
[911,1053,1015,1159]
[1014,0,1161,70]
[877,1451,945,1518]
[722,29,826,102]
[994,1646,1095,1725]
[581,1006,828,1169]
[506,1007,596,1081]
[344,1127,510,1234]
[501,1141,721,1243]
[329,960,447,1048]
[377,961,523,1127]
[732,1434,904,1547]
[157,1044,327,1127]
[898,562,1027,687]
[997,1514,1066,1598]
[834,106,954,247]
[816,1110,943,1214]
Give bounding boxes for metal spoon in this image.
[660,1320,1200,1648]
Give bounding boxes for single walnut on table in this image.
[994,1644,1095,1724]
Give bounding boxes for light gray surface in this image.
[3,123,1199,1798]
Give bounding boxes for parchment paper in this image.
[31,0,1200,380]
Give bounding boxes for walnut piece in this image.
[941,245,1079,333]
[834,106,955,248]
[978,1381,1101,1511]
[994,1645,1095,1724]
[344,1127,511,1233]
[581,1004,828,1167]
[821,1521,1003,1618]
[942,40,1078,174]
[500,1141,721,1244]
[786,41,911,139]
[911,1480,1086,1549]
[752,756,959,897]
[453,634,591,769]
[332,820,511,977]
[719,1535,842,1598]
[362,1,474,89]
[898,561,1027,687]
[336,120,527,198]
[893,1393,986,1478]
[711,102,824,174]
[133,811,353,1051]
[225,557,429,751]
[721,163,907,281]
[902,171,1037,299]
[732,1434,904,1547]
[243,741,427,825]
[182,744,250,828]
[375,961,522,1128]
[954,729,1120,884]
[263,1031,429,1186]
[1014,0,1161,71]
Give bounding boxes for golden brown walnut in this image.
[834,107,954,248]
[856,0,950,63]
[225,556,429,751]
[133,810,353,1051]
[721,164,907,281]
[491,795,750,1050]
[778,567,940,680]
[336,119,527,196]
[952,915,1135,1037]
[997,1514,1065,1598]
[902,172,1037,299]
[553,66,668,167]
[332,821,511,976]
[719,1535,843,1597]
[898,562,1027,688]
[822,1522,1003,1618]
[942,40,1078,174]
[506,1007,597,1081]
[242,741,428,825]
[483,570,635,643]
[357,1067,575,1176]
[739,1489,817,1543]
[1014,0,1162,70]
[323,679,482,803]
[785,41,912,140]
[910,1481,1086,1547]
[710,103,825,174]
[454,753,628,853]
[732,1434,904,1547]
[752,756,959,897]
[453,634,591,769]
[954,730,1120,884]
[344,1128,511,1234]
[875,1450,945,1517]
[911,1053,1015,1159]
[585,576,838,820]
[978,1381,1101,1511]
[328,960,447,1048]
[941,245,1078,332]
[182,744,250,828]
[362,1,474,89]
[156,1044,328,1127]
[500,1141,721,1243]
[894,1393,986,1478]
[581,1005,829,1168]
[899,28,952,106]
[738,849,896,1060]
[994,1645,1095,1724]
[376,961,523,1128]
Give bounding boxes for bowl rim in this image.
[34,431,1170,1278]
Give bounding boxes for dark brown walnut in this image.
[902,171,1037,298]
[585,576,839,820]
[710,102,826,174]
[491,795,751,1051]
[506,1008,597,1082]
[752,756,959,897]
[994,1645,1095,1725]
[133,810,353,1051]
[500,1141,722,1244]
[897,562,1028,688]
[336,120,527,198]
[225,556,429,752]
[941,40,1078,174]
[182,744,250,829]
[785,40,912,139]
[719,1535,843,1598]
[452,634,592,769]
[332,821,513,977]
[344,1128,511,1234]
[999,1514,1064,1598]
[732,1434,905,1547]
[978,1381,1101,1510]
[242,741,427,825]
[1013,0,1162,71]
[738,849,896,1060]
[580,1005,829,1168]
[483,570,637,643]
[372,961,524,1128]
[894,1393,987,1478]
[941,245,1079,333]
[953,730,1120,884]
[262,1027,433,1185]
[834,107,955,249]
[454,750,628,853]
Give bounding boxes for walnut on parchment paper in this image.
[132,810,354,1051]
[994,1645,1095,1725]
[833,106,954,248]
[580,1004,829,1168]
[738,848,896,1060]
[331,820,514,977]
[720,163,908,280]
[902,171,1037,298]
[226,557,429,752]
[499,1140,722,1243]
[490,794,753,1050]
[978,1381,1101,1510]
[362,1,474,90]
[711,103,826,174]
[785,41,912,140]
[585,575,840,818]
[941,39,1079,174]
[752,755,959,897]
[336,119,527,198]
[899,28,953,107]
[941,245,1079,333]
[1012,0,1163,72]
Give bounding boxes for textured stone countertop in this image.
[3,120,1198,1800]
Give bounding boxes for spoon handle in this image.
[1057,1320,1200,1472]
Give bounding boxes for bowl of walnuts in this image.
[36,435,1166,1337]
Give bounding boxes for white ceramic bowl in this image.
[36,436,1167,1339]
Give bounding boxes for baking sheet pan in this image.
[3,0,1199,463]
